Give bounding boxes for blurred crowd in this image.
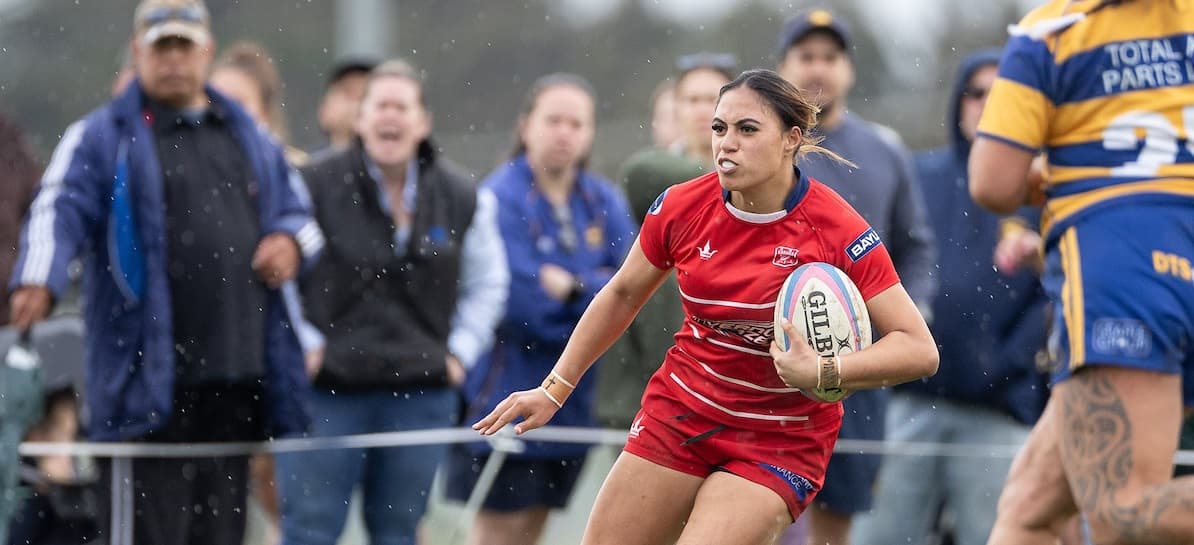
[0,0,1135,544]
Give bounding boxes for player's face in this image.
[519,84,595,175]
[959,64,997,143]
[675,68,731,158]
[356,75,431,168]
[133,35,213,108]
[711,87,801,192]
[777,33,854,111]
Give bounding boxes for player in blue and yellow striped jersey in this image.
[970,1,1194,544]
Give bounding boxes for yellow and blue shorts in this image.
[1043,201,1194,403]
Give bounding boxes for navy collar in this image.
[721,165,811,213]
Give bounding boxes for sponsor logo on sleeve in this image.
[846,228,882,262]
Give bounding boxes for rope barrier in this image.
[17,426,1194,465]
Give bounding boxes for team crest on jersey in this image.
[772,246,800,268]
[846,228,882,262]
[690,316,774,346]
[648,188,670,215]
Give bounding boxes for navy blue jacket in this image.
[10,82,324,440]
[899,49,1049,425]
[463,155,636,458]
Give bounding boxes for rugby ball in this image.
[774,262,871,402]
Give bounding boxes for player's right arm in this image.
[9,120,105,329]
[473,240,669,435]
[970,23,1052,214]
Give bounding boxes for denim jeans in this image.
[275,386,458,545]
[850,393,1031,545]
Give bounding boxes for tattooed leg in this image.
[986,397,1079,545]
[1057,366,1194,545]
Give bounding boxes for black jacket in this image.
[301,139,476,390]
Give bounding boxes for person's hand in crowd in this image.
[252,233,301,288]
[539,263,576,302]
[304,346,325,379]
[446,353,466,386]
[770,318,821,389]
[473,387,561,436]
[9,285,52,332]
[994,225,1043,276]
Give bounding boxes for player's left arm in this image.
[840,283,939,389]
[772,281,938,391]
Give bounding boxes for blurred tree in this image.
[0,0,1022,175]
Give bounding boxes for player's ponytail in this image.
[719,69,856,168]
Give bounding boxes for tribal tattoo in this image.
[1061,371,1194,542]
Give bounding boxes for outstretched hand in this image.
[472,388,561,436]
[770,318,820,389]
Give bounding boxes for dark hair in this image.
[718,68,854,167]
[213,41,288,141]
[508,73,597,161]
[362,58,425,106]
[326,56,378,87]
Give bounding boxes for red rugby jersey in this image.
[637,170,900,432]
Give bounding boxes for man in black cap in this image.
[315,56,377,152]
[776,8,938,545]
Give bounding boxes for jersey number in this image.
[1103,107,1194,177]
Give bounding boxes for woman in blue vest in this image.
[445,73,636,545]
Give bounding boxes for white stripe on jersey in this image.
[705,337,771,357]
[678,287,775,310]
[668,373,808,422]
[694,361,801,393]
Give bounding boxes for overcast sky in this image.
[554,0,1044,85]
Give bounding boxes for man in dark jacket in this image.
[275,59,508,545]
[850,48,1049,545]
[7,1,322,543]
[776,10,939,544]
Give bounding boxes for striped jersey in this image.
[637,171,900,432]
[977,0,1194,242]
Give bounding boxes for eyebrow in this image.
[712,117,762,125]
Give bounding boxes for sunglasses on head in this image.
[962,86,990,100]
[676,52,738,75]
[139,5,206,27]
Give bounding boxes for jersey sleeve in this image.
[636,187,675,269]
[976,25,1054,151]
[837,212,900,301]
